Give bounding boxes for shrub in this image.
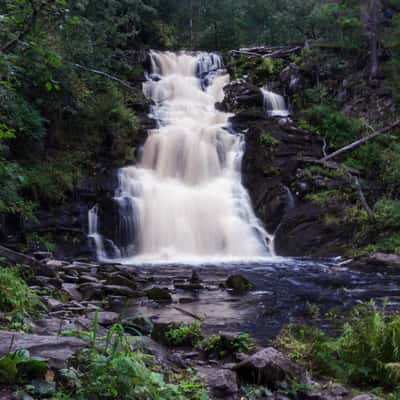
[0,266,41,315]
[201,332,254,358]
[165,322,203,346]
[276,301,400,390]
[374,198,400,230]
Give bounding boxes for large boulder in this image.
[197,367,239,400]
[233,347,304,388]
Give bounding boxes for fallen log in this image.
[322,120,400,162]
[230,46,302,59]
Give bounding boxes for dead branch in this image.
[73,63,136,91]
[322,120,400,162]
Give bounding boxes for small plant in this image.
[165,322,203,346]
[201,332,254,358]
[0,349,48,384]
[260,132,279,145]
[176,369,209,400]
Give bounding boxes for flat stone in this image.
[104,273,137,289]
[79,282,104,300]
[41,296,64,311]
[0,331,85,369]
[87,311,119,326]
[351,395,383,400]
[46,259,67,268]
[146,287,172,303]
[104,285,136,297]
[62,283,83,301]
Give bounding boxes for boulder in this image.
[233,347,304,388]
[0,331,85,369]
[146,287,172,303]
[225,274,254,292]
[61,283,83,301]
[197,367,239,400]
[350,252,400,273]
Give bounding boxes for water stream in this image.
[89,51,273,262]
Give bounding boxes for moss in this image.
[260,132,279,145]
[146,287,172,303]
[225,274,254,292]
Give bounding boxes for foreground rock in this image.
[350,252,400,273]
[234,347,305,388]
[0,331,85,369]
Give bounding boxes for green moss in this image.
[260,132,279,145]
[225,274,255,292]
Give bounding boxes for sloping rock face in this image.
[221,80,354,256]
[0,331,85,369]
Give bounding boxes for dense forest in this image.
[2,1,400,400]
[1,0,400,254]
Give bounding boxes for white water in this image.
[90,51,274,262]
[261,87,289,117]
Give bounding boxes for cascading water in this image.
[261,87,289,117]
[89,51,274,262]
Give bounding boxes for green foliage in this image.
[375,198,400,230]
[57,318,202,400]
[260,132,279,145]
[0,349,48,385]
[175,370,209,400]
[300,104,365,149]
[277,301,400,391]
[0,266,41,315]
[165,322,203,346]
[201,332,254,358]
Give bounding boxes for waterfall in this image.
[90,51,273,262]
[261,87,289,117]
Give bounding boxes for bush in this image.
[0,266,40,315]
[201,332,254,358]
[57,322,203,400]
[276,301,400,391]
[374,198,400,230]
[165,322,203,346]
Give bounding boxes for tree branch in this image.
[72,63,136,91]
[322,120,400,162]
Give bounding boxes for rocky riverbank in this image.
[2,252,400,399]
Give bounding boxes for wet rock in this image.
[104,272,137,289]
[0,331,85,369]
[123,316,154,335]
[79,282,104,300]
[41,296,64,311]
[351,252,400,273]
[234,347,304,388]
[225,274,254,292]
[104,284,137,297]
[33,251,53,261]
[146,287,172,303]
[351,395,383,400]
[61,283,82,301]
[78,274,101,284]
[330,383,348,396]
[197,367,239,400]
[87,311,119,326]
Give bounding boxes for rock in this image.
[330,383,348,396]
[0,331,85,369]
[0,389,16,400]
[225,274,254,292]
[122,316,154,335]
[234,347,304,388]
[104,284,137,297]
[45,259,67,268]
[78,274,101,284]
[33,251,53,261]
[79,282,104,300]
[146,287,172,303]
[350,252,400,273]
[41,296,64,311]
[197,367,239,400]
[87,311,119,326]
[190,270,202,283]
[61,283,82,301]
[351,395,383,400]
[104,272,137,289]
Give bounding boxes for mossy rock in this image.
[225,274,254,292]
[146,287,172,303]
